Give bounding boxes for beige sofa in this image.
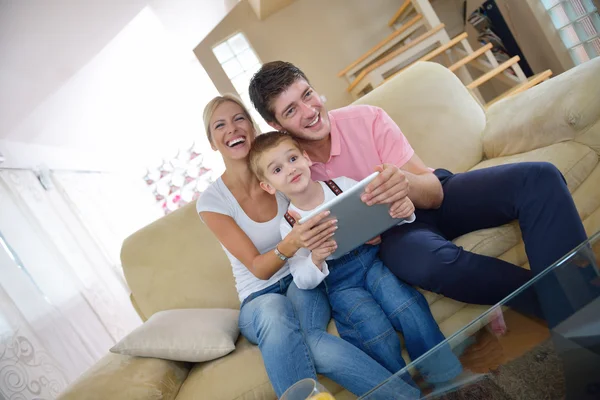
[59,58,600,400]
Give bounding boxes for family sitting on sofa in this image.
[196,61,588,398]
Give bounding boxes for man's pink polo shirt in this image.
[310,105,415,182]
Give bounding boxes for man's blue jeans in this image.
[239,274,420,398]
[325,244,463,383]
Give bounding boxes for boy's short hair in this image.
[248,131,303,180]
[248,61,310,124]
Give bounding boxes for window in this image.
[213,33,271,132]
[541,0,600,64]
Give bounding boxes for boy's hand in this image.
[311,239,337,266]
[365,236,382,245]
[361,164,409,206]
[390,197,414,219]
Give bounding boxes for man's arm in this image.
[362,107,443,210]
[363,160,443,210]
[400,154,443,209]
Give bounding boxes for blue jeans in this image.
[380,163,589,327]
[239,274,419,398]
[325,244,463,383]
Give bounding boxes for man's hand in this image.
[361,164,409,206]
[389,197,414,219]
[311,239,337,266]
[365,236,382,245]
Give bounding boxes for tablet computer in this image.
[298,172,406,259]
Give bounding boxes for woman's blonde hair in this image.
[203,94,258,144]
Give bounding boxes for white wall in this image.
[0,1,228,174]
[0,0,148,138]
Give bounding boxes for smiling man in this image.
[248,61,588,327]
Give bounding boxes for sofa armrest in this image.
[482,58,600,158]
[58,353,190,400]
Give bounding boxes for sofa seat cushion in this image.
[470,142,598,193]
[175,305,481,400]
[448,142,598,265]
[59,353,190,400]
[175,335,348,400]
[176,336,272,400]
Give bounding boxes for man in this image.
[248,61,588,326]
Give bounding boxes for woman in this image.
[196,95,417,398]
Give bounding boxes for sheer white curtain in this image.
[0,169,150,399]
[51,170,165,275]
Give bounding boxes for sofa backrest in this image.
[122,203,239,320]
[483,57,600,159]
[354,62,486,172]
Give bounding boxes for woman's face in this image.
[209,101,256,161]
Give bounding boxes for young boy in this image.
[248,131,463,388]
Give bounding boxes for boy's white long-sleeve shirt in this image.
[279,177,415,290]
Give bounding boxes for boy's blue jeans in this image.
[239,274,421,398]
[325,244,463,383]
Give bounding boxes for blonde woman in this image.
[196,95,411,398]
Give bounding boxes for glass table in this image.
[359,231,600,400]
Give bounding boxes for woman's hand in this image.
[280,210,337,255]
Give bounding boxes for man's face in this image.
[268,79,331,142]
[257,140,313,197]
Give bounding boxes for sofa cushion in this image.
[449,142,599,264]
[175,335,347,400]
[483,57,600,159]
[173,301,484,400]
[176,336,273,400]
[121,203,240,319]
[110,308,240,362]
[59,353,189,400]
[354,62,485,173]
[472,142,598,193]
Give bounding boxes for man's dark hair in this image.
[248,61,310,124]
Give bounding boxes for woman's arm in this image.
[200,210,336,280]
[280,218,334,290]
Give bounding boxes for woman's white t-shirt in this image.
[196,177,291,303]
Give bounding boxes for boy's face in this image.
[257,140,313,197]
[268,79,331,142]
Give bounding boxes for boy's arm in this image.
[280,219,330,290]
[363,108,443,210]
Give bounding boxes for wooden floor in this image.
[461,238,599,372]
[459,310,550,373]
